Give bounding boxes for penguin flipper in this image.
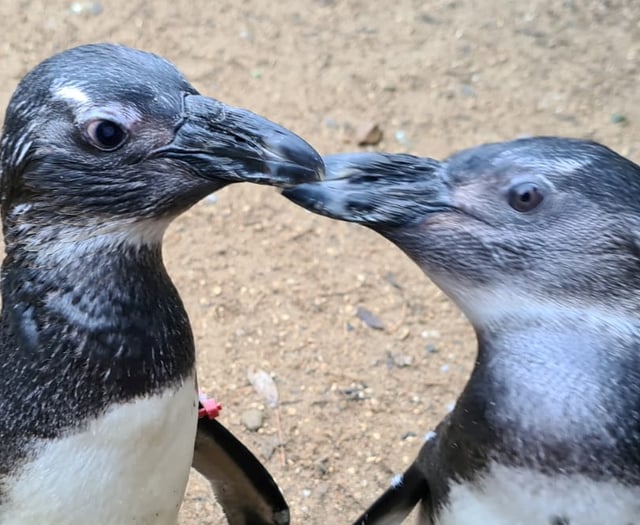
[352,462,427,525]
[193,416,290,525]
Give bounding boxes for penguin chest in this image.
[1,375,198,525]
[434,463,640,525]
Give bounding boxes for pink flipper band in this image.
[198,391,222,419]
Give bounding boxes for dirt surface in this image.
[0,1,638,523]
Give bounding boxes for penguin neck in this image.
[464,303,640,477]
[473,300,640,382]
[0,217,196,401]
[448,284,640,398]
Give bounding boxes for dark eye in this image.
[508,182,544,212]
[86,120,127,151]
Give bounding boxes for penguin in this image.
[282,138,640,524]
[0,43,322,524]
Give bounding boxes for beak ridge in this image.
[166,95,324,187]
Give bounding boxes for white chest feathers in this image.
[0,375,198,525]
[435,463,640,525]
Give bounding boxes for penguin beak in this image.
[159,94,324,187]
[282,152,448,227]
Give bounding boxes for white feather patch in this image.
[424,431,437,443]
[436,463,640,525]
[27,217,172,267]
[391,473,404,488]
[0,375,198,525]
[54,85,91,106]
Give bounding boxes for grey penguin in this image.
[282,138,640,525]
[0,43,322,524]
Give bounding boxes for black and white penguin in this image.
[0,43,322,524]
[283,138,640,524]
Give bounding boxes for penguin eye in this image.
[86,120,128,151]
[508,182,544,212]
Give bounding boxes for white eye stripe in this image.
[52,83,142,128]
[54,85,90,105]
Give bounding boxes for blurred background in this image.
[0,1,637,522]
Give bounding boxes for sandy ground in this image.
[0,0,638,523]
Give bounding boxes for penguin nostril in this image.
[353,174,379,184]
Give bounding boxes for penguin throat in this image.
[473,313,640,460]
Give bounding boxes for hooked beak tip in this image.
[263,137,325,187]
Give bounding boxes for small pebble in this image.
[341,382,371,401]
[247,368,279,408]
[261,440,277,460]
[69,1,103,14]
[610,113,627,124]
[396,327,411,341]
[323,117,339,129]
[393,354,413,367]
[241,408,264,431]
[385,272,402,289]
[238,29,254,41]
[315,458,330,475]
[357,306,384,330]
[460,84,476,97]
[394,129,412,148]
[355,122,383,146]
